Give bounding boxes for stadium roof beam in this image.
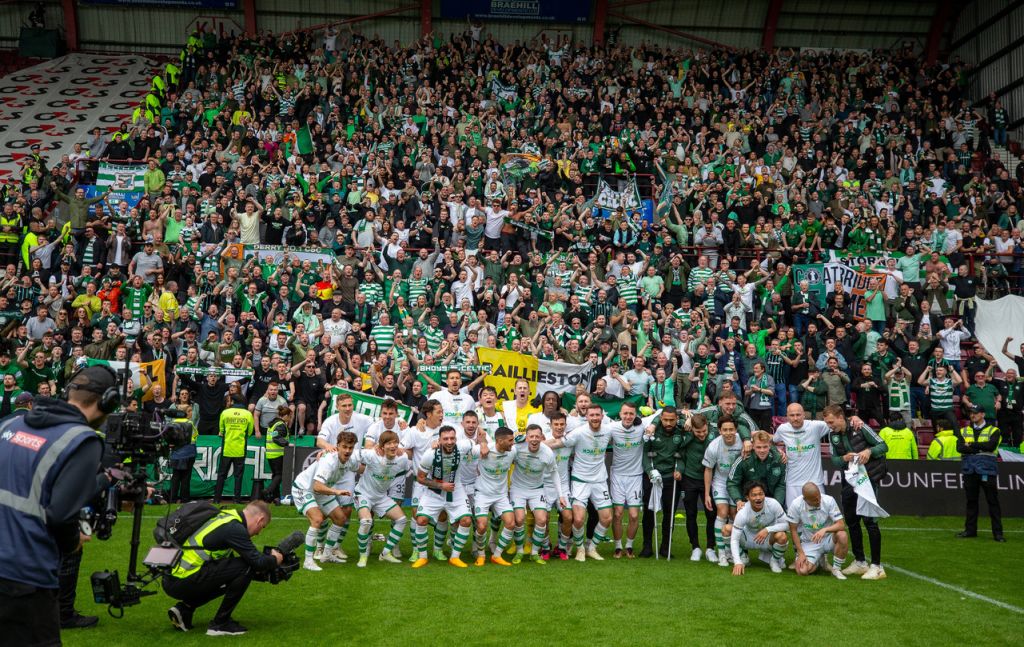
[280,3,420,37]
[924,0,953,64]
[761,0,783,51]
[606,10,736,51]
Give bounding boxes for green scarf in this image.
[430,445,460,502]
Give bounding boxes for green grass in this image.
[64,509,1022,647]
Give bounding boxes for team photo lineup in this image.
[0,1,1022,642]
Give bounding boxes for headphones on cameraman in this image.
[63,364,122,414]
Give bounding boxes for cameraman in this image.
[164,500,281,636]
[0,366,115,645]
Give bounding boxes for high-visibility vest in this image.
[0,215,20,243]
[219,407,253,458]
[264,419,288,460]
[926,430,961,460]
[959,424,999,457]
[170,509,242,579]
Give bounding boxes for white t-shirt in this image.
[473,446,517,497]
[294,451,360,491]
[786,493,844,543]
[773,420,830,493]
[431,387,476,426]
[511,444,558,491]
[484,206,508,239]
[563,425,613,483]
[318,412,374,448]
[354,449,410,497]
[702,436,743,490]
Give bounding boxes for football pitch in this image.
[66,509,1022,647]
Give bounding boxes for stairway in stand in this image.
[991,144,1021,177]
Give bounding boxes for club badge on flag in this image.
[844,461,889,519]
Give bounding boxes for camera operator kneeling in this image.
[163,500,282,636]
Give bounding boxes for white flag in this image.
[648,480,663,513]
[844,462,889,518]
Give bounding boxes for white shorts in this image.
[410,481,426,508]
[416,490,471,523]
[355,491,399,517]
[387,477,406,502]
[711,481,734,506]
[473,491,513,518]
[571,480,612,510]
[545,477,570,512]
[610,474,643,508]
[735,530,772,553]
[801,535,836,563]
[510,487,547,512]
[292,486,344,516]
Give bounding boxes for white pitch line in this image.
[882,564,1024,615]
[883,526,1024,534]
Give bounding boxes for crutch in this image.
[667,475,678,561]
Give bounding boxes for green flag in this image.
[326,386,414,421]
[296,125,314,155]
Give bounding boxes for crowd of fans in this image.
[5,24,1024,451]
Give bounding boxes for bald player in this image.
[786,482,849,580]
[774,404,865,506]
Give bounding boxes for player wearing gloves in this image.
[640,407,683,559]
[729,482,790,575]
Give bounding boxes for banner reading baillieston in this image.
[475,348,594,400]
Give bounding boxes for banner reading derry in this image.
[475,348,595,400]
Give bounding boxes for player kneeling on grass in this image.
[703,417,743,567]
[729,482,789,575]
[511,425,565,565]
[413,426,475,569]
[293,432,360,572]
[354,431,411,568]
[787,482,850,580]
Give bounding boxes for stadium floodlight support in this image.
[606,9,736,51]
[924,0,954,65]
[593,0,608,46]
[62,0,79,51]
[761,0,783,51]
[243,0,257,35]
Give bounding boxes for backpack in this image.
[153,501,220,548]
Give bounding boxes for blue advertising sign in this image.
[442,0,590,23]
[82,185,143,215]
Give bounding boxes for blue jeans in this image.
[871,319,887,335]
[787,384,800,407]
[910,385,928,419]
[995,127,1007,146]
[773,382,788,417]
[794,313,809,336]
